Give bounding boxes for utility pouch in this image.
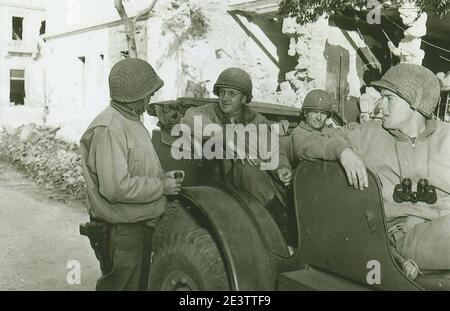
[388,222,423,281]
[80,221,112,274]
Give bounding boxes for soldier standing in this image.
[79,58,182,291]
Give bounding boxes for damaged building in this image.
[40,0,450,141]
[0,0,46,126]
[229,0,450,122]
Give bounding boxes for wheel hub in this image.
[161,269,200,291]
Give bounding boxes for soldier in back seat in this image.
[275,89,337,188]
[299,64,450,271]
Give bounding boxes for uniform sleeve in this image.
[277,135,293,170]
[180,105,217,139]
[258,117,279,163]
[245,115,280,170]
[94,128,164,204]
[297,122,365,161]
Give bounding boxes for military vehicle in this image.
[147,97,450,291]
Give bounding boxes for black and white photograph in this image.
[0,0,450,295]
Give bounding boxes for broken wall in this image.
[43,0,284,142]
[42,0,378,141]
[281,15,375,121]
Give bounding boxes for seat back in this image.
[294,161,420,290]
[151,129,220,187]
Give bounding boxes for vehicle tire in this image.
[152,200,199,250]
[149,228,230,291]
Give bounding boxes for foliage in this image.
[415,0,450,18]
[278,0,450,25]
[0,124,86,201]
[164,1,210,40]
[187,6,210,39]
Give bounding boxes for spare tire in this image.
[148,228,230,291]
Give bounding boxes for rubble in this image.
[0,124,85,201]
[388,1,427,65]
[437,71,450,91]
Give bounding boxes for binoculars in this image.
[393,178,437,204]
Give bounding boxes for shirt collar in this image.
[388,119,437,142]
[298,120,328,132]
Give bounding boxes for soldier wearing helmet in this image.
[298,64,450,272]
[181,67,267,164]
[276,89,335,188]
[182,67,257,127]
[180,67,293,244]
[79,58,183,291]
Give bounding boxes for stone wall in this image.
[279,15,374,120]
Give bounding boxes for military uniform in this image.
[80,59,166,290]
[181,102,282,206]
[278,89,341,170]
[301,64,450,270]
[180,68,291,242]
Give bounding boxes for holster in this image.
[79,221,112,274]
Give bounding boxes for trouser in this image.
[389,214,450,270]
[95,223,154,291]
[230,161,296,245]
[230,161,287,206]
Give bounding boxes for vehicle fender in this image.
[180,186,275,290]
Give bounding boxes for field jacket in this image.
[301,119,450,221]
[278,121,346,170]
[79,105,166,225]
[180,103,275,162]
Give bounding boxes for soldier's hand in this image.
[339,148,368,190]
[277,168,293,187]
[163,177,182,196]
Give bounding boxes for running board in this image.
[277,265,370,291]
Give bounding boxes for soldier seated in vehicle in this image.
[180,67,294,245]
[275,89,336,188]
[299,64,450,272]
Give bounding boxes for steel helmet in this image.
[371,63,440,119]
[109,58,164,103]
[302,89,334,116]
[213,67,253,103]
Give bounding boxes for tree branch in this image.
[114,0,128,20]
[115,0,138,58]
[115,0,159,59]
[133,0,158,24]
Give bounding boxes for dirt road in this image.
[0,162,99,290]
